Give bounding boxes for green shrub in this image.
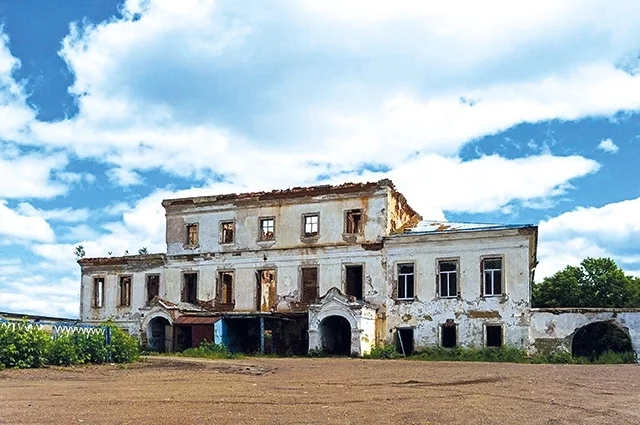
[306,348,328,358]
[48,334,81,366]
[0,321,50,368]
[178,340,234,359]
[589,350,636,364]
[365,344,402,359]
[75,332,109,364]
[105,322,140,363]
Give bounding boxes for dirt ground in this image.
[1,356,639,425]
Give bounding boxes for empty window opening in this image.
[319,316,351,355]
[395,328,414,355]
[571,322,634,360]
[345,209,363,234]
[146,275,160,304]
[119,276,132,307]
[257,269,276,311]
[438,260,458,298]
[303,214,319,237]
[182,273,198,304]
[486,325,503,347]
[93,277,104,308]
[441,322,457,348]
[186,223,199,246]
[218,271,234,304]
[260,218,275,241]
[482,258,503,296]
[221,221,235,244]
[301,267,319,303]
[397,263,415,300]
[345,265,363,300]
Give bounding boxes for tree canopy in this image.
[533,257,640,308]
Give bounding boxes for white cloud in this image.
[0,276,79,317]
[0,146,69,198]
[537,197,640,279]
[0,200,55,242]
[106,167,144,186]
[16,202,90,223]
[597,138,619,153]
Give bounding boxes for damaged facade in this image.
[78,179,564,356]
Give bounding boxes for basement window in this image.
[220,221,235,244]
[92,277,104,308]
[395,328,414,355]
[441,321,457,348]
[345,209,363,234]
[259,217,275,241]
[119,276,132,307]
[486,324,503,347]
[218,271,234,304]
[182,273,198,304]
[186,223,199,246]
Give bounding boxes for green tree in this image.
[533,257,640,308]
[74,245,86,260]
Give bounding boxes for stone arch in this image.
[142,311,173,352]
[319,315,352,355]
[571,320,634,360]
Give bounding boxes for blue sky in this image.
[2,0,640,317]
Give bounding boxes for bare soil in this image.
[1,356,639,424]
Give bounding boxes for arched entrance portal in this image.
[148,317,171,352]
[572,321,634,360]
[319,316,351,355]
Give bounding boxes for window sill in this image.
[183,244,200,250]
[300,235,320,243]
[395,298,416,303]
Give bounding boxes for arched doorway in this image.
[319,315,351,355]
[148,317,171,352]
[572,321,634,360]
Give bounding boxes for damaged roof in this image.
[162,179,396,208]
[397,220,536,236]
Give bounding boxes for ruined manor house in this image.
[77,180,640,358]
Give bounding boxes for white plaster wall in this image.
[383,231,533,349]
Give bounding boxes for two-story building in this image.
[78,179,538,356]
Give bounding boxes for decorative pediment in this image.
[314,287,351,307]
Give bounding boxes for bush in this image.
[178,340,234,359]
[105,322,140,363]
[48,334,81,366]
[0,321,50,368]
[365,344,402,359]
[75,331,109,364]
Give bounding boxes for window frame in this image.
[145,274,160,304]
[344,209,363,234]
[301,213,320,238]
[440,320,458,348]
[258,216,276,241]
[118,275,132,307]
[436,258,459,298]
[481,256,505,297]
[219,220,235,244]
[300,265,319,303]
[484,323,504,347]
[343,263,365,300]
[92,276,105,308]
[181,271,199,304]
[217,270,234,305]
[396,262,416,301]
[185,222,199,247]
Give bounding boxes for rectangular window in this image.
[301,267,319,303]
[92,277,104,308]
[397,263,415,300]
[220,221,235,244]
[482,257,503,296]
[303,214,319,237]
[438,260,458,298]
[486,324,503,347]
[119,276,132,307]
[218,271,234,304]
[182,273,198,304]
[259,217,275,241]
[146,275,160,304]
[395,328,414,355]
[345,265,363,300]
[345,209,363,234]
[186,223,199,246]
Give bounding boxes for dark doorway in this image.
[572,321,634,360]
[148,317,170,352]
[395,328,414,355]
[345,265,363,300]
[319,316,351,355]
[442,324,457,348]
[486,325,503,347]
[301,267,319,303]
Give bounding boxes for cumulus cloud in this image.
[0,200,55,242]
[106,167,144,186]
[597,138,619,153]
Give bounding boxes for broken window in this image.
[220,221,235,244]
[482,257,503,296]
[395,328,414,355]
[397,263,415,300]
[486,324,503,347]
[345,265,363,300]
[182,273,198,304]
[301,267,319,303]
[303,214,319,237]
[218,271,234,304]
[92,277,104,308]
[146,274,160,304]
[441,320,457,348]
[186,223,199,246]
[345,209,363,234]
[259,217,275,241]
[257,269,276,311]
[438,260,458,298]
[119,276,132,307]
